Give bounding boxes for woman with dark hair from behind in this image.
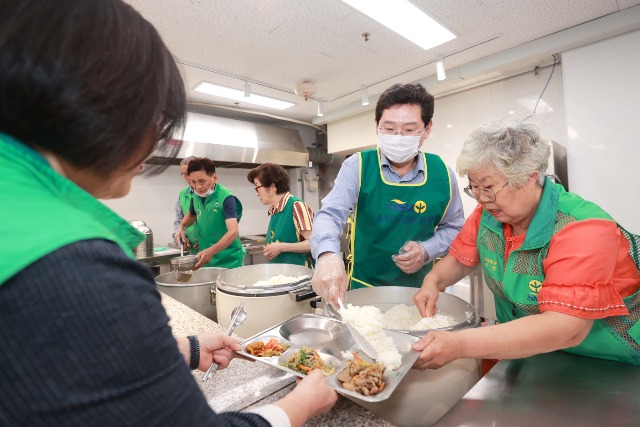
[0,1,336,426]
[247,163,315,267]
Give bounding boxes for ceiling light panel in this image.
[341,0,456,51]
[194,82,295,110]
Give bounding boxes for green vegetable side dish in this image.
[279,346,335,376]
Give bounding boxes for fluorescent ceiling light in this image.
[341,0,455,51]
[436,60,446,81]
[194,81,295,110]
[361,88,369,106]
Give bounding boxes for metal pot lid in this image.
[214,264,313,297]
[216,275,311,296]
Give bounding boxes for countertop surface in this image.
[435,351,640,427]
[160,293,394,426]
[162,292,640,426]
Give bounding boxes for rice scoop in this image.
[338,304,402,370]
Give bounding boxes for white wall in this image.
[562,29,640,233]
[327,110,377,154]
[328,66,566,218]
[102,167,271,246]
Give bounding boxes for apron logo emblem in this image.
[270,230,275,239]
[528,280,542,295]
[414,200,427,214]
[387,199,414,212]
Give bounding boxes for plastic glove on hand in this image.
[311,253,348,308]
[393,241,428,274]
[174,228,186,246]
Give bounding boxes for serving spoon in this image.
[337,298,378,359]
[202,302,247,381]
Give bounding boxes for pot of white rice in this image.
[215,264,315,338]
[330,286,482,427]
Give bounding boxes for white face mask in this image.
[196,189,213,197]
[195,186,214,198]
[377,133,422,163]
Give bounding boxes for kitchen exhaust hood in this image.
[146,112,310,168]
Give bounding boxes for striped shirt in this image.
[268,192,314,241]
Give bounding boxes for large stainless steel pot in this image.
[155,267,227,321]
[329,286,482,427]
[215,264,315,338]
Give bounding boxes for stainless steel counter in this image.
[435,351,640,427]
[160,293,394,426]
[136,246,182,267]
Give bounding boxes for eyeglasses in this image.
[254,185,263,193]
[464,182,509,202]
[378,126,426,136]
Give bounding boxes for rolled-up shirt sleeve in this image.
[311,155,359,259]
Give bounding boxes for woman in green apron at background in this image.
[247,163,315,267]
[175,157,245,269]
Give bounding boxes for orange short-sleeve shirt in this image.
[449,204,640,319]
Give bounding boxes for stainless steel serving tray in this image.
[237,313,421,403]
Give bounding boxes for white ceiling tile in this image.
[128,0,640,122]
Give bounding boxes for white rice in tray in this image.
[251,274,309,287]
[338,302,459,370]
[381,304,457,331]
[339,304,402,370]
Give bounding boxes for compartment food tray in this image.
[237,313,421,402]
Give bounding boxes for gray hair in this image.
[456,119,550,187]
[179,156,197,166]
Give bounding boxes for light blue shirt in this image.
[311,151,464,262]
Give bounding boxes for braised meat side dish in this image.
[337,352,386,396]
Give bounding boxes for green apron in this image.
[266,195,312,267]
[192,183,244,268]
[349,149,451,289]
[179,186,199,254]
[0,134,143,285]
[477,178,640,365]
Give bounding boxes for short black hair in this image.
[375,83,434,126]
[247,163,290,194]
[187,158,217,176]
[0,0,186,176]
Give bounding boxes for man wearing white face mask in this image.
[311,83,464,308]
[175,157,245,269]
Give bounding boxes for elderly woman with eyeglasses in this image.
[412,119,640,368]
[247,163,315,267]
